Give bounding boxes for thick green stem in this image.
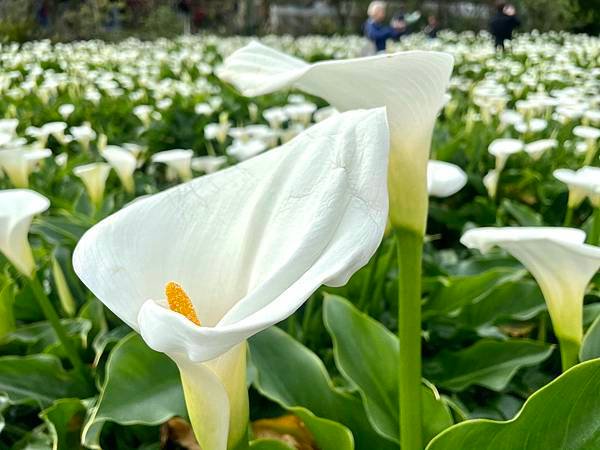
[589,208,600,246]
[29,274,86,374]
[558,337,580,372]
[396,228,423,450]
[563,206,574,227]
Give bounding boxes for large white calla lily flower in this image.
[102,145,137,194]
[427,160,468,198]
[0,189,50,277]
[461,227,600,369]
[217,41,453,233]
[73,162,111,208]
[0,147,52,188]
[73,108,390,450]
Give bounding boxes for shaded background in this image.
[0,0,598,42]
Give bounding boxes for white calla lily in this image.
[0,189,50,277]
[191,155,228,174]
[461,227,600,369]
[217,41,453,233]
[524,139,558,160]
[102,145,137,194]
[151,149,193,181]
[70,124,96,151]
[73,162,111,208]
[488,138,523,171]
[73,108,390,450]
[0,147,52,188]
[427,160,468,198]
[554,166,600,208]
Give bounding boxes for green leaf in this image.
[501,199,544,226]
[323,295,453,444]
[250,326,396,450]
[40,398,87,450]
[580,315,600,362]
[426,359,600,450]
[82,333,186,448]
[0,354,92,407]
[424,339,554,391]
[424,268,524,319]
[249,439,295,449]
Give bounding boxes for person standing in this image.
[490,1,520,50]
[363,1,406,53]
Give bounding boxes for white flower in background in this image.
[102,145,137,194]
[524,138,558,160]
[0,119,18,137]
[488,138,523,171]
[514,118,548,134]
[248,103,259,122]
[0,189,50,277]
[133,105,153,127]
[226,139,267,161]
[74,162,111,208]
[70,124,96,151]
[55,153,68,167]
[195,103,213,116]
[218,41,453,233]
[263,107,288,129]
[73,108,390,450]
[151,149,193,181]
[500,110,524,128]
[191,155,228,174]
[205,122,230,144]
[285,102,317,126]
[157,98,173,110]
[554,166,600,208]
[483,170,500,199]
[58,104,75,121]
[42,121,68,145]
[0,147,52,188]
[314,106,338,123]
[245,125,279,148]
[25,126,50,147]
[584,109,600,126]
[427,160,468,198]
[280,123,305,144]
[573,126,600,164]
[122,143,145,159]
[461,227,600,370]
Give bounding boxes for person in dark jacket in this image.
[363,1,406,53]
[490,1,520,50]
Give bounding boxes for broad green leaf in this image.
[424,339,554,391]
[40,398,87,450]
[0,319,91,356]
[250,326,396,450]
[580,315,600,361]
[323,295,453,444]
[456,280,545,330]
[0,354,92,407]
[424,268,524,319]
[426,359,600,450]
[82,333,186,448]
[250,439,295,449]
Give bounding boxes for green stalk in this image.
[29,273,86,375]
[563,206,574,227]
[358,248,382,311]
[589,208,600,246]
[396,228,423,450]
[558,337,580,372]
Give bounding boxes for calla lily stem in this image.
[590,208,600,246]
[396,228,423,450]
[563,206,574,227]
[559,337,580,372]
[29,273,87,376]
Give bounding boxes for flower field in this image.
[0,31,599,450]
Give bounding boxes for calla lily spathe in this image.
[217,41,453,233]
[151,149,193,181]
[0,147,52,188]
[102,145,137,194]
[0,189,50,277]
[461,227,600,369]
[73,108,390,450]
[73,162,111,208]
[554,166,600,208]
[427,160,468,198]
